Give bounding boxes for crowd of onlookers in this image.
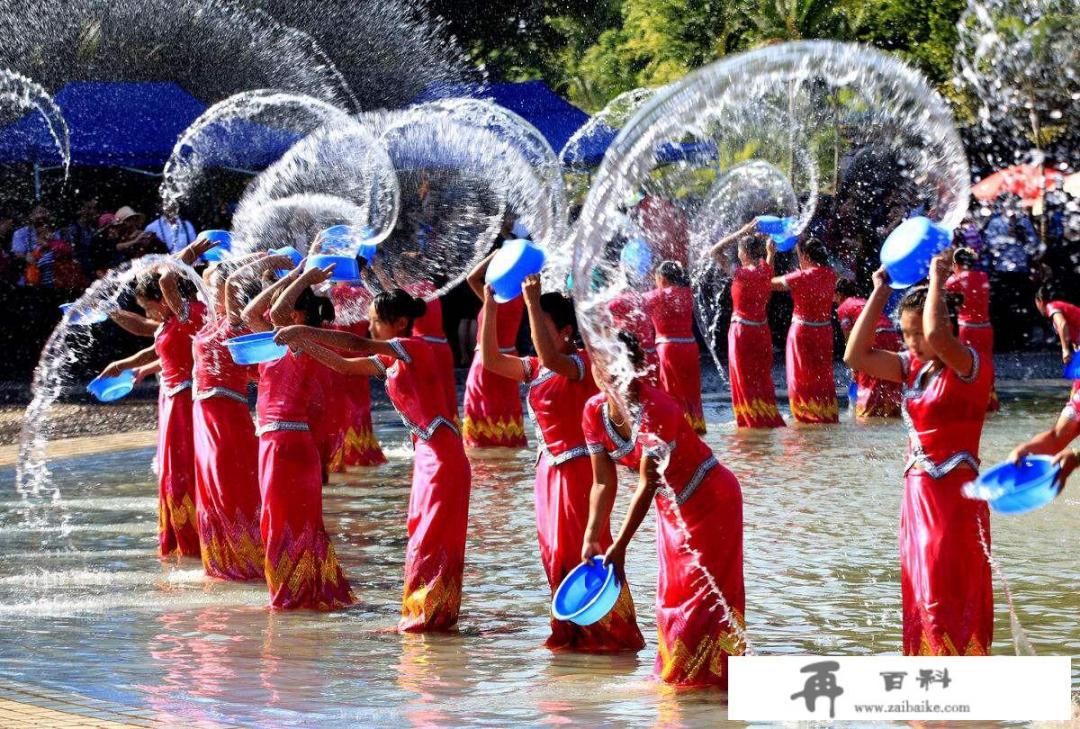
[0,196,199,291]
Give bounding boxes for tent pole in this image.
[33,162,41,200]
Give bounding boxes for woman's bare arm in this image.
[843,268,904,382]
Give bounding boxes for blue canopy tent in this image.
[0,81,304,197]
[413,80,589,155]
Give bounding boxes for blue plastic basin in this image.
[755,215,791,235]
[974,455,1062,515]
[225,331,288,365]
[270,246,302,277]
[87,370,135,402]
[306,254,360,283]
[1063,356,1080,380]
[619,237,653,281]
[59,302,108,326]
[879,216,951,289]
[551,556,621,626]
[485,238,547,303]
[199,229,232,262]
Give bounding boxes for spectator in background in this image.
[113,206,166,259]
[144,200,196,254]
[64,196,99,276]
[0,211,15,285]
[10,205,54,282]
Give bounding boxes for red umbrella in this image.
[971,164,1064,205]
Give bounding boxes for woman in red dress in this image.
[609,290,659,384]
[836,279,902,418]
[845,253,994,656]
[187,255,283,580]
[241,263,355,611]
[479,275,644,651]
[1009,386,1080,489]
[103,261,207,559]
[710,222,784,428]
[411,281,458,420]
[461,250,527,447]
[946,248,998,412]
[581,333,745,687]
[324,282,385,470]
[772,238,838,423]
[1035,286,1080,394]
[276,288,472,632]
[644,261,705,434]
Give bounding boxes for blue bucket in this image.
[1063,356,1080,380]
[551,556,621,626]
[848,379,859,404]
[773,231,799,253]
[755,215,791,235]
[972,455,1063,515]
[879,216,951,289]
[357,242,378,265]
[306,254,360,283]
[87,370,135,402]
[198,229,233,263]
[320,224,354,240]
[270,246,302,277]
[619,237,653,280]
[59,303,107,326]
[485,238,547,303]
[225,331,288,365]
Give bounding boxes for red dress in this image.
[946,270,998,412]
[609,291,660,383]
[1046,299,1080,394]
[324,285,385,469]
[837,297,902,418]
[192,316,263,580]
[462,298,527,447]
[520,350,645,651]
[783,266,838,423]
[728,263,784,428]
[898,347,993,656]
[644,286,705,433]
[256,351,355,611]
[372,337,472,631]
[411,283,458,420]
[153,301,205,558]
[582,383,745,688]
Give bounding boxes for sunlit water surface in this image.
[0,383,1077,727]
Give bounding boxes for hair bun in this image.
[410,295,428,320]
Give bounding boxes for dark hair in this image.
[797,237,830,266]
[896,285,962,333]
[1035,284,1049,303]
[835,278,859,299]
[373,288,427,331]
[134,271,197,302]
[954,247,977,269]
[737,233,767,261]
[539,292,578,336]
[616,330,646,371]
[657,260,690,287]
[295,287,335,326]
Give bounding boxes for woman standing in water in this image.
[241,263,354,611]
[275,288,471,632]
[581,333,745,687]
[845,253,993,656]
[478,275,644,652]
[710,221,785,428]
[946,247,998,412]
[102,251,208,558]
[461,249,527,447]
[1035,286,1080,394]
[835,278,902,419]
[773,237,838,423]
[644,261,706,434]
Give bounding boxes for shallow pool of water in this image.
[0,385,1077,726]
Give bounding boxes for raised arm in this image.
[925,250,974,379]
[242,267,299,333]
[843,268,904,382]
[108,309,160,337]
[523,275,580,379]
[465,250,498,300]
[708,219,756,264]
[269,263,334,327]
[479,285,526,381]
[173,237,216,267]
[1050,311,1073,364]
[293,340,383,378]
[100,344,159,378]
[157,268,188,321]
[273,324,401,360]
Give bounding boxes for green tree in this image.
[738,0,850,44]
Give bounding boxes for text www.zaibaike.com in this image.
[853,700,972,714]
